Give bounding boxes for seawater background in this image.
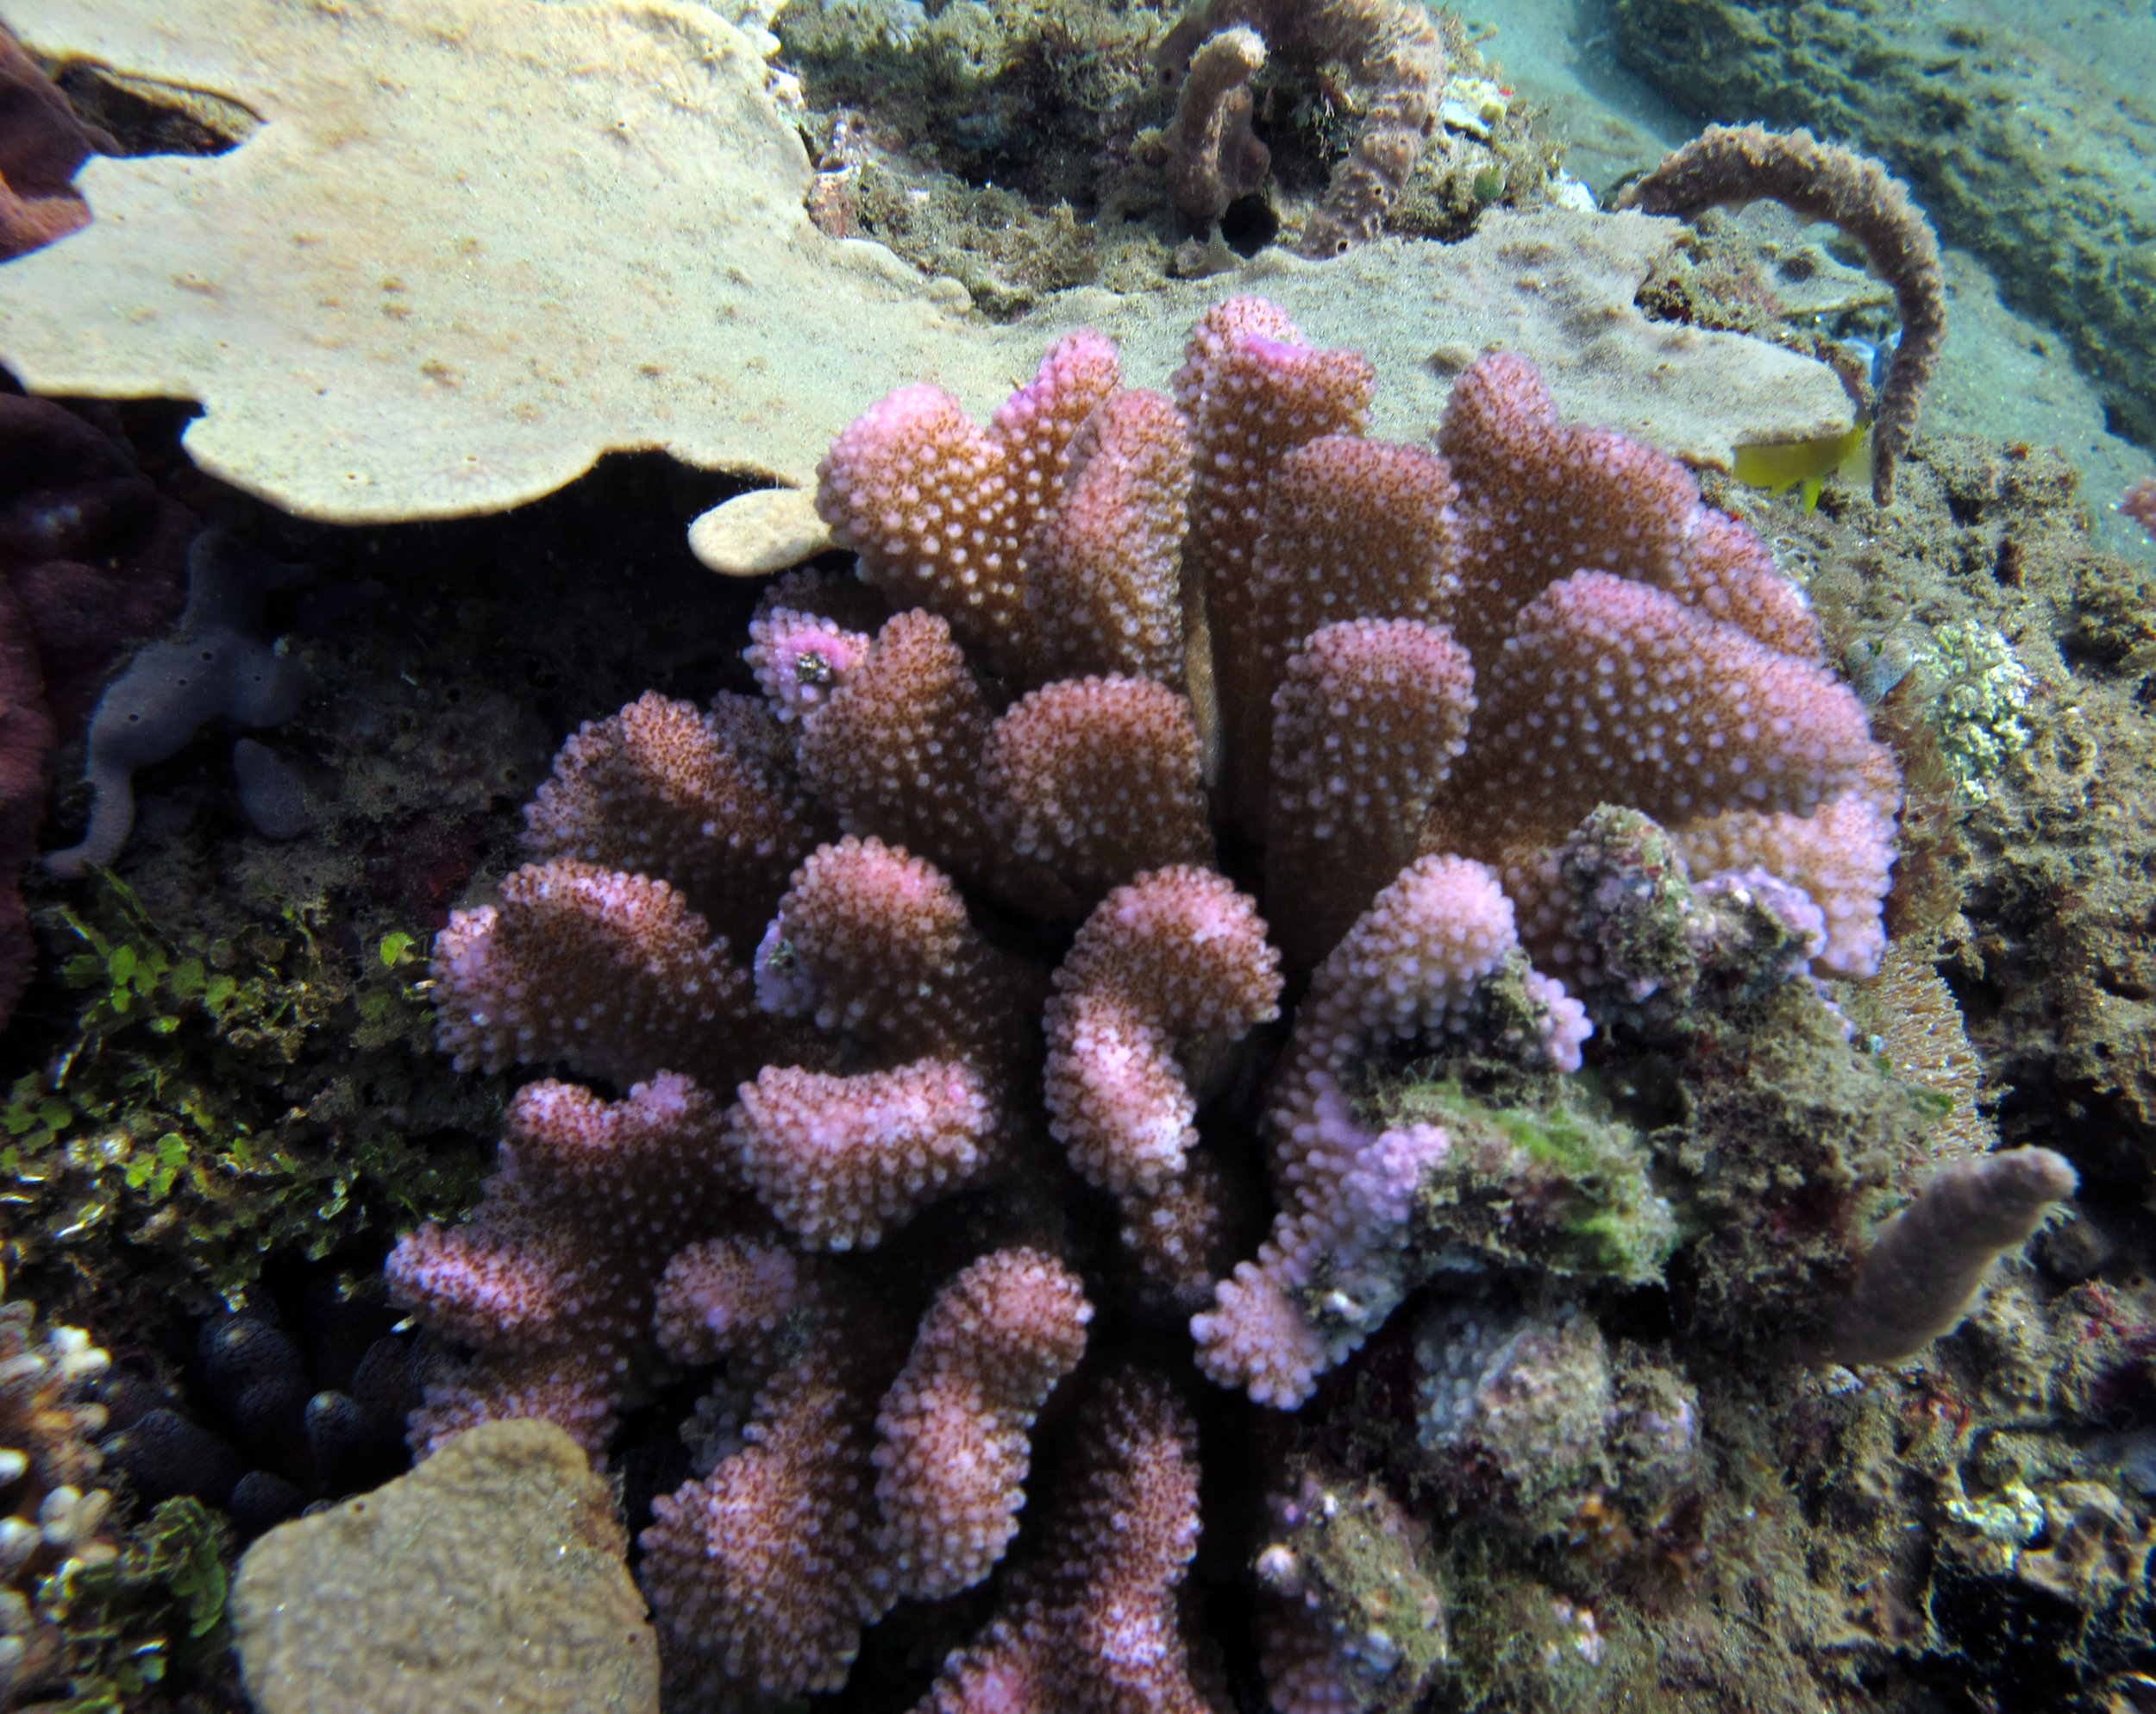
[1468,0,2156,565]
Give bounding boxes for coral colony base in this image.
[373,292,2078,1711]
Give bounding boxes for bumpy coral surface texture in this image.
[392,298,1915,1711]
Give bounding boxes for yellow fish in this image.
[1732,423,1872,511]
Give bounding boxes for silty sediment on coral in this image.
[370,290,1995,1711]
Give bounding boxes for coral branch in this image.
[981,675,1211,900]
[641,1278,895,1700]
[728,1058,1000,1249]
[1618,124,1945,505]
[1173,300,1376,773]
[1233,434,1462,829]
[1044,865,1282,1196]
[919,1367,1212,1714]
[1266,617,1475,970]
[1156,0,1446,256]
[1159,24,1269,231]
[1435,349,1821,662]
[430,858,793,1090]
[1024,388,1194,685]
[521,688,830,951]
[755,834,1031,1070]
[1194,857,1589,1405]
[1832,1147,2078,1366]
[814,333,1121,674]
[386,1074,743,1453]
[871,1249,1092,1603]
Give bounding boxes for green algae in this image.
[1389,1078,1678,1286]
[1,874,487,1303]
[30,1498,232,1713]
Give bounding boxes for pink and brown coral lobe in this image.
[2123,477,2156,543]
[392,294,1911,1709]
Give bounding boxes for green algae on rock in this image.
[2,875,488,1303]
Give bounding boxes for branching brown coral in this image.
[1832,1146,2078,1366]
[1616,123,1945,505]
[1157,24,1269,231]
[1156,0,1446,255]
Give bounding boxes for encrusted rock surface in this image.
[229,1418,659,1714]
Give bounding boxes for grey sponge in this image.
[47,530,307,876]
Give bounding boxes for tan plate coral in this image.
[0,1,1854,532]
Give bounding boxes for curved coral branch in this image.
[918,1366,1209,1714]
[386,1073,743,1453]
[1832,1147,2078,1366]
[430,857,797,1090]
[521,688,830,951]
[871,1249,1092,1604]
[1194,856,1589,1406]
[1044,864,1281,1196]
[1618,123,1946,505]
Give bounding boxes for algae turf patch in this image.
[21,1497,236,1713]
[1,872,491,1306]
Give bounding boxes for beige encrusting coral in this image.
[231,1419,660,1714]
[0,0,1014,522]
[0,0,1859,532]
[1617,123,1946,505]
[0,0,1858,532]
